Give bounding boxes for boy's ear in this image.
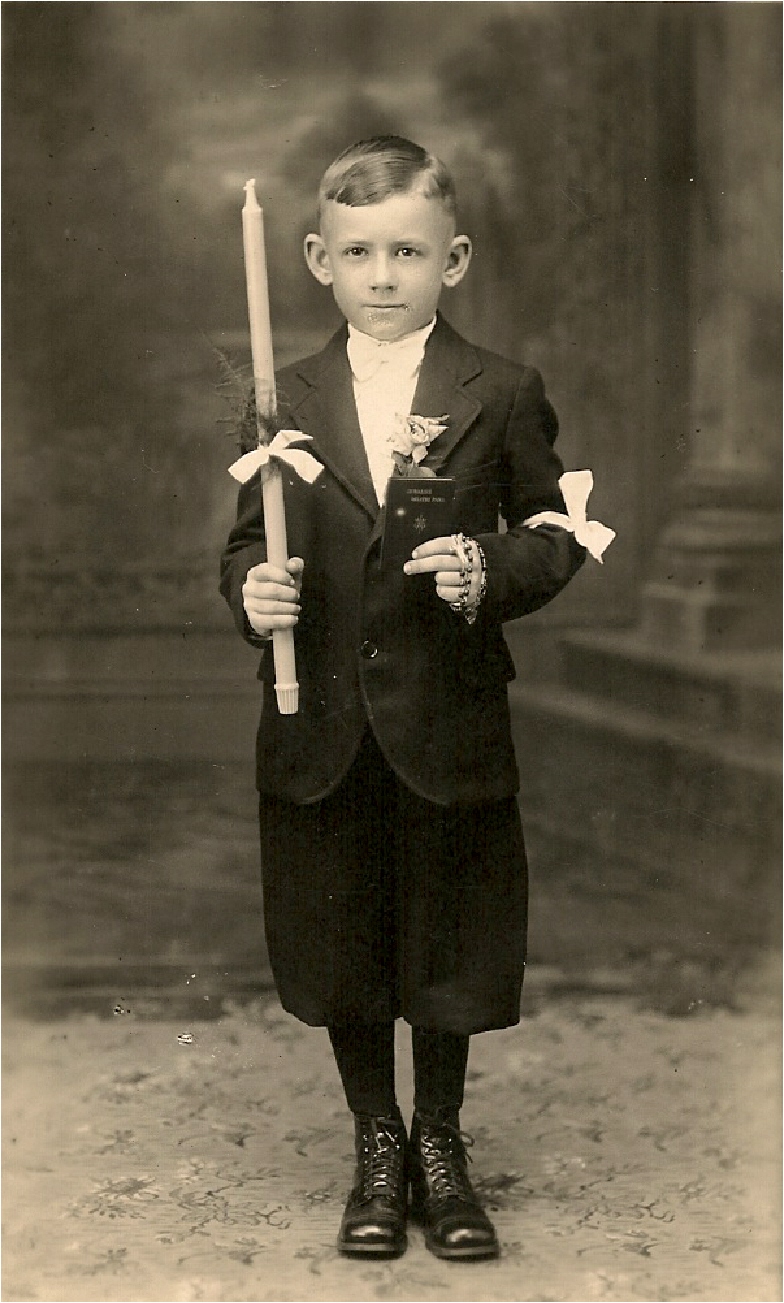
[442,235,472,288]
[304,233,333,285]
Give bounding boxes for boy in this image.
[220,136,585,1261]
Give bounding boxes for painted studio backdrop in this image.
[3,3,780,1000]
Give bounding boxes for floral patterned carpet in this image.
[3,965,780,1303]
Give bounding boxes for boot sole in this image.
[337,1240,407,1259]
[424,1238,499,1261]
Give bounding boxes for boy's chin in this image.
[354,305,427,342]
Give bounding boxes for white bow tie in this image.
[347,322,434,384]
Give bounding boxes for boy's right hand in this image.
[242,557,304,637]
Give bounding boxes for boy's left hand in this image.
[403,536,483,608]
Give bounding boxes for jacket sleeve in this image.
[219,472,272,649]
[475,365,586,623]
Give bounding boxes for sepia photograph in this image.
[3,3,781,1300]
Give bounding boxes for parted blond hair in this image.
[318,135,457,222]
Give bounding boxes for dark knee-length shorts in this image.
[258,730,528,1035]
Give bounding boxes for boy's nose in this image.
[369,252,396,290]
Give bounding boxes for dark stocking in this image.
[412,1027,470,1121]
[328,1020,398,1118]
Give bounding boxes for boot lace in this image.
[418,1122,477,1203]
[357,1118,405,1203]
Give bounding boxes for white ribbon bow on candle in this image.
[524,470,616,562]
[228,429,324,486]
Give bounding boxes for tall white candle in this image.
[242,179,298,715]
[242,180,276,424]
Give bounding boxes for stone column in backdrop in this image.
[641,4,782,651]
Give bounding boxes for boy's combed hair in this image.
[318,135,457,219]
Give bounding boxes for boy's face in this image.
[305,190,471,342]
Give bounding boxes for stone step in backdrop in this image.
[510,631,781,976]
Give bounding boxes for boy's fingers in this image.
[247,604,300,624]
[256,613,299,627]
[410,536,454,558]
[245,575,299,600]
[286,557,305,597]
[268,584,300,603]
[246,594,301,615]
[248,613,299,635]
[403,549,461,576]
[245,590,299,612]
[247,562,295,586]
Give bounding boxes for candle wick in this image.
[244,178,261,212]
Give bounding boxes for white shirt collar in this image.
[347,317,437,383]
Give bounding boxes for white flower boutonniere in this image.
[389,413,449,478]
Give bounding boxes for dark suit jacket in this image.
[220,314,585,805]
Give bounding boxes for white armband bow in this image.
[524,470,615,563]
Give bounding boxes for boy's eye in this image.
[344,246,367,258]
[396,246,419,258]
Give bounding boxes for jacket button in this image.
[360,639,378,660]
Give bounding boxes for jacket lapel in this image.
[409,314,483,473]
[286,327,379,520]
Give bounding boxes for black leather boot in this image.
[409,1111,499,1260]
[337,1113,408,1257]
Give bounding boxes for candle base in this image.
[275,683,299,715]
